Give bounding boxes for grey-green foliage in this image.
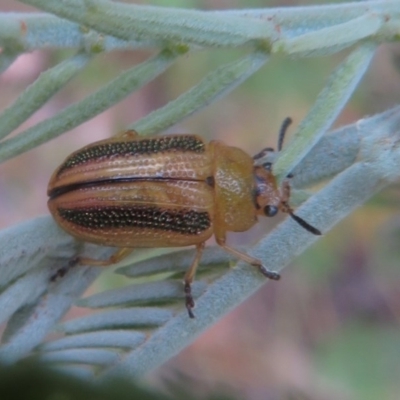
[0,0,399,381]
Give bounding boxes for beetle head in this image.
[254,164,284,217]
[253,164,321,235]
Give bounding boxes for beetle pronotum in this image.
[48,118,320,318]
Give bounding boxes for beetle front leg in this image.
[215,236,280,280]
[79,247,134,267]
[183,242,205,318]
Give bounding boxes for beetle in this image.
[48,118,320,318]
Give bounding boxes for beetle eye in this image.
[264,205,278,217]
[262,162,272,171]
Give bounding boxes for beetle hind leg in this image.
[78,247,134,267]
[50,257,80,282]
[215,237,280,280]
[51,248,134,283]
[183,243,205,318]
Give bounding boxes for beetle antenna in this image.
[288,210,321,235]
[253,147,274,161]
[280,200,321,235]
[253,117,293,161]
[278,117,292,152]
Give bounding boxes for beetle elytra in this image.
[48,118,320,318]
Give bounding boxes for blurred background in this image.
[1,1,400,399]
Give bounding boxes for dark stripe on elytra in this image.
[57,135,205,176]
[58,206,211,235]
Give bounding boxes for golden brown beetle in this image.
[48,118,320,317]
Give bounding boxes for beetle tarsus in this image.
[50,257,79,282]
[187,306,195,319]
[259,265,281,280]
[184,282,196,318]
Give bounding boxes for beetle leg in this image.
[215,237,280,280]
[280,179,291,203]
[78,247,134,267]
[50,257,80,282]
[51,248,134,282]
[183,242,205,318]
